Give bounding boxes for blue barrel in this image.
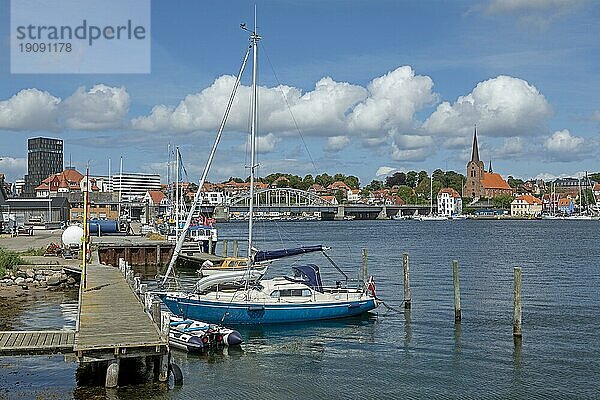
[88,219,119,234]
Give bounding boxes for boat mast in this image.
[161,31,252,287]
[430,172,433,216]
[247,16,260,270]
[175,145,180,241]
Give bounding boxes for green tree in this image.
[344,175,360,189]
[334,189,346,204]
[406,171,418,188]
[288,175,302,189]
[492,194,515,209]
[365,180,383,191]
[396,185,415,204]
[507,176,524,189]
[315,173,334,188]
[385,172,406,187]
[301,174,314,190]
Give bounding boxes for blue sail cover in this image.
[291,265,323,292]
[254,245,325,262]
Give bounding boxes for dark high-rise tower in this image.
[23,137,63,197]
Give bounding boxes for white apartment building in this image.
[200,191,228,205]
[437,188,462,217]
[112,173,161,201]
[511,195,542,217]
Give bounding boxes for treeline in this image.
[224,173,360,191]
[365,169,466,203]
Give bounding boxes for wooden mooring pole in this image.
[403,252,411,309]
[233,240,238,258]
[513,266,522,337]
[361,248,368,285]
[222,239,229,257]
[453,259,461,323]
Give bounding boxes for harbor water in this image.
[1,219,599,399]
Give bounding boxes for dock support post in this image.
[151,299,161,325]
[361,248,368,285]
[160,311,170,340]
[208,239,213,255]
[105,359,120,388]
[403,252,411,309]
[156,244,161,267]
[453,260,461,323]
[223,239,228,257]
[513,266,522,337]
[233,240,238,257]
[159,354,169,382]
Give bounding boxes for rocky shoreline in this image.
[1,266,79,292]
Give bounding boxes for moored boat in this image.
[168,315,242,352]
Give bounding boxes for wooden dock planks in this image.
[0,331,75,354]
[74,264,166,354]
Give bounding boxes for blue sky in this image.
[1,0,599,186]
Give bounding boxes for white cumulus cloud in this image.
[0,157,27,182]
[325,136,350,152]
[62,85,130,130]
[0,89,60,130]
[348,66,438,134]
[0,85,130,131]
[422,75,552,139]
[543,129,588,161]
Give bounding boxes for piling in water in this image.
[403,252,411,309]
[223,239,229,257]
[362,248,368,285]
[233,240,238,258]
[513,266,522,337]
[453,259,461,323]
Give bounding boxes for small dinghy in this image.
[169,315,243,353]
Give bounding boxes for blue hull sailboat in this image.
[158,18,379,325]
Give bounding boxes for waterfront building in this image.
[463,128,513,199]
[557,197,575,214]
[23,137,63,197]
[594,183,600,203]
[112,173,161,201]
[347,189,361,203]
[320,195,338,205]
[199,191,228,205]
[437,188,462,217]
[511,194,542,217]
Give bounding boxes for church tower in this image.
[463,126,485,198]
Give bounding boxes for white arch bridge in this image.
[230,188,333,207]
[196,188,432,221]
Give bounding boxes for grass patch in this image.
[18,247,46,256]
[0,247,26,277]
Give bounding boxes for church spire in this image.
[489,159,493,173]
[471,125,480,163]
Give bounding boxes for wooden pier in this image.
[0,259,173,387]
[75,263,167,360]
[0,330,75,355]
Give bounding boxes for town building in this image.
[34,168,98,198]
[593,183,600,203]
[67,192,119,221]
[437,188,462,217]
[463,128,513,199]
[557,197,575,214]
[347,189,361,203]
[511,194,542,217]
[23,137,63,197]
[112,173,161,201]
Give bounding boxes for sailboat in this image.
[565,175,596,220]
[542,181,563,220]
[416,173,447,221]
[158,20,379,324]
